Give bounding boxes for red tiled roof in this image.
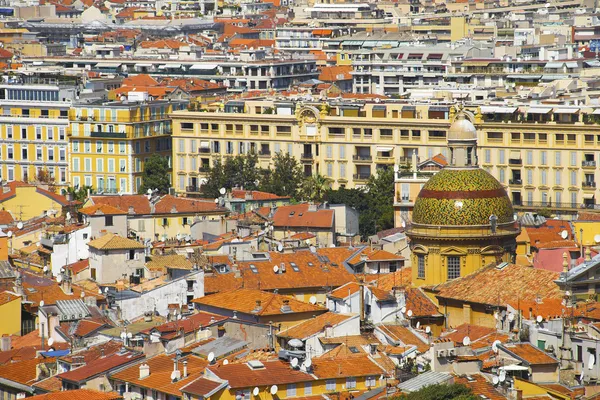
[154,195,227,214]
[454,374,504,400]
[377,324,429,353]
[88,195,151,214]
[59,352,143,383]
[0,210,14,225]
[65,259,90,274]
[272,204,333,229]
[141,312,226,340]
[180,377,223,397]
[311,354,385,379]
[0,181,76,206]
[231,190,289,201]
[278,312,354,339]
[329,282,360,299]
[318,66,352,82]
[28,389,122,400]
[0,357,57,386]
[207,360,314,388]
[499,343,558,365]
[443,324,495,344]
[79,204,127,216]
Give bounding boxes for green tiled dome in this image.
[412,168,514,226]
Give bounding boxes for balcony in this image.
[353,155,373,163]
[199,166,211,172]
[353,173,372,181]
[186,186,201,192]
[90,131,127,139]
[583,181,597,189]
[582,160,597,168]
[301,153,314,161]
[509,179,522,186]
[514,201,598,211]
[258,150,271,158]
[509,158,522,166]
[198,148,211,154]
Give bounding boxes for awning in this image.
[584,193,595,199]
[158,65,167,70]
[541,74,568,81]
[402,105,416,111]
[496,106,518,114]
[553,108,579,114]
[499,365,529,371]
[507,74,541,79]
[341,40,364,46]
[135,63,152,68]
[592,109,600,115]
[462,61,491,67]
[429,106,449,112]
[95,62,121,68]
[312,29,332,36]
[169,64,182,69]
[200,141,210,148]
[377,146,394,152]
[544,61,564,68]
[190,64,217,70]
[480,106,497,114]
[586,60,600,67]
[565,61,579,68]
[362,40,378,47]
[372,105,386,111]
[527,107,552,114]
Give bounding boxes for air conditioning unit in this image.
[437,349,447,358]
[448,348,456,357]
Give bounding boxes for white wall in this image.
[304,314,360,359]
[327,292,360,315]
[119,270,204,321]
[90,247,144,284]
[50,225,91,276]
[364,287,406,325]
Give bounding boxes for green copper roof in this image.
[412,168,514,226]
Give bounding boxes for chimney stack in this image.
[183,360,188,378]
[562,252,569,274]
[139,363,150,379]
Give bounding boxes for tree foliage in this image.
[202,154,261,198]
[36,168,56,193]
[261,152,304,199]
[302,173,333,202]
[139,154,171,195]
[395,384,477,400]
[64,186,93,203]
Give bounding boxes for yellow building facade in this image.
[0,292,21,336]
[69,99,187,194]
[170,99,600,214]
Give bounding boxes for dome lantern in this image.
[447,106,478,168]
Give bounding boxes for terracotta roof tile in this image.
[377,325,429,353]
[79,204,127,216]
[32,376,63,393]
[404,287,441,318]
[59,351,143,383]
[443,324,496,344]
[28,389,122,400]
[146,255,193,272]
[231,190,289,201]
[318,66,352,82]
[499,343,558,365]
[0,290,19,306]
[348,249,403,265]
[154,195,227,215]
[88,233,145,250]
[194,288,326,316]
[21,271,105,308]
[272,204,333,229]
[141,312,226,340]
[180,377,224,397]
[435,264,563,306]
[278,312,355,339]
[0,356,57,386]
[0,210,14,225]
[111,354,207,396]
[207,360,314,388]
[454,374,504,400]
[89,195,151,214]
[311,354,385,379]
[65,259,89,275]
[59,341,122,364]
[328,282,360,299]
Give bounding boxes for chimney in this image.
[586,247,592,262]
[128,206,135,215]
[171,205,177,213]
[139,363,150,379]
[562,252,569,274]
[183,360,188,378]
[280,299,291,313]
[252,300,263,313]
[232,310,238,319]
[1,335,10,352]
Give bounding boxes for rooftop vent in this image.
[247,360,265,370]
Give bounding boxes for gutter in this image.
[0,377,34,394]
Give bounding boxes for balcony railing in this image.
[198,148,211,154]
[582,160,597,168]
[186,186,201,192]
[509,159,522,165]
[583,181,597,189]
[199,166,210,172]
[513,201,599,210]
[353,173,372,181]
[301,153,314,160]
[509,179,522,185]
[353,155,373,162]
[258,150,271,157]
[90,131,127,139]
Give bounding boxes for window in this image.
[120,159,126,172]
[326,163,333,177]
[108,142,114,153]
[162,218,168,226]
[22,148,28,160]
[526,151,533,165]
[326,380,336,391]
[346,377,356,389]
[287,384,296,398]
[21,127,27,139]
[36,147,42,161]
[84,140,91,153]
[339,145,346,159]
[484,149,491,163]
[499,168,505,183]
[541,170,547,185]
[96,159,103,172]
[555,170,561,185]
[73,140,79,152]
[59,148,66,161]
[119,141,126,154]
[499,149,505,164]
[73,158,80,172]
[105,216,113,226]
[127,249,136,260]
[447,256,460,280]
[48,148,54,161]
[555,151,561,166]
[527,170,533,185]
[108,159,115,173]
[570,171,577,186]
[304,383,312,396]
[570,151,577,166]
[366,376,376,387]
[417,255,425,279]
[326,145,332,158]
[47,127,54,141]
[96,142,103,153]
[339,163,346,178]
[6,126,12,139]
[59,127,65,140]
[36,127,42,140]
[540,151,547,165]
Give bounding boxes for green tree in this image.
[64,186,93,203]
[139,154,171,195]
[395,384,477,400]
[302,173,333,202]
[224,153,260,190]
[260,152,304,199]
[201,159,227,198]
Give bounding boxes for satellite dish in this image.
[98,289,102,294]
[494,312,499,320]
[43,266,48,272]
[127,332,132,338]
[208,352,215,363]
[104,287,109,293]
[304,358,312,368]
[401,220,406,228]
[66,212,71,220]
[291,358,299,368]
[590,354,596,369]
[120,332,126,340]
[288,339,303,348]
[56,275,63,283]
[595,234,600,244]
[277,244,283,252]
[270,385,278,395]
[309,296,317,305]
[492,340,501,353]
[16,222,23,230]
[47,338,54,346]
[273,265,279,273]
[416,321,420,329]
[401,307,407,314]
[499,370,506,382]
[60,267,65,273]
[561,230,568,239]
[309,246,316,253]
[39,300,45,307]
[147,189,152,195]
[536,315,543,323]
[170,371,177,380]
[7,231,11,238]
[214,198,219,204]
[508,313,515,321]
[492,376,499,385]
[393,164,399,172]
[80,291,85,298]
[223,359,229,365]
[463,336,471,346]
[407,310,413,317]
[219,187,226,195]
[565,290,571,297]
[253,387,260,396]
[425,326,431,334]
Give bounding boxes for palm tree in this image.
[303,173,333,202]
